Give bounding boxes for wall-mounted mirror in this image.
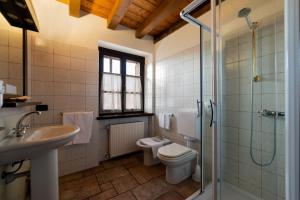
[0,14,25,96]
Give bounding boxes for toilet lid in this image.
[158,143,191,158]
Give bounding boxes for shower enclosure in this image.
[181,0,285,199]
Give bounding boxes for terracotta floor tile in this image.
[172,178,200,198]
[81,165,105,176]
[60,172,83,184]
[155,191,184,200]
[112,174,139,194]
[101,158,124,169]
[60,154,198,200]
[60,175,100,199]
[96,166,129,183]
[132,177,171,200]
[89,188,118,200]
[111,191,136,200]
[60,182,100,200]
[77,183,101,199]
[60,175,98,191]
[60,188,78,200]
[129,164,165,184]
[100,182,114,192]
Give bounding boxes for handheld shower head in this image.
[238,7,253,29]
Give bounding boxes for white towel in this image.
[63,111,93,145]
[164,113,172,130]
[158,113,165,128]
[140,138,164,158]
[63,112,76,145]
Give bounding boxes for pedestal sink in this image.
[0,125,80,200]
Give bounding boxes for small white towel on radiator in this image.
[63,112,93,145]
[158,113,165,128]
[140,138,164,158]
[164,113,172,130]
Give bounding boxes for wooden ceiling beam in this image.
[69,0,81,17]
[153,0,211,43]
[107,0,133,29]
[135,0,182,39]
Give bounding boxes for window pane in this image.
[126,93,141,110]
[126,60,140,76]
[126,77,142,93]
[103,93,121,111]
[103,57,110,72]
[102,74,121,92]
[112,59,120,74]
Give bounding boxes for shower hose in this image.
[250,81,277,167]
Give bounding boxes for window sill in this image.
[96,113,154,120]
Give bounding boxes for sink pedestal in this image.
[31,149,59,200]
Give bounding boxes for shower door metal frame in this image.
[181,0,219,199]
[285,0,300,199]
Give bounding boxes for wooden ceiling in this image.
[57,0,211,43]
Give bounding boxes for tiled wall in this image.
[0,25,23,95]
[29,34,153,176]
[221,14,285,200]
[155,45,201,150]
[28,34,101,175]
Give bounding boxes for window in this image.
[99,47,145,115]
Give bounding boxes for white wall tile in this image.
[0,45,8,61]
[54,54,70,69]
[54,82,70,96]
[0,29,8,46]
[9,47,22,63]
[85,84,98,97]
[33,51,53,67]
[70,70,85,83]
[8,63,22,79]
[32,66,53,81]
[8,30,22,48]
[32,81,54,95]
[53,42,70,56]
[0,61,8,78]
[54,68,70,82]
[70,83,85,96]
[71,58,85,71]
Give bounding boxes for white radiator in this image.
[108,122,144,158]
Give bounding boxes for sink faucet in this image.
[15,111,42,137]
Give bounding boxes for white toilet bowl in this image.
[136,137,171,166]
[158,143,196,184]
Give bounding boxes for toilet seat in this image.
[158,143,191,158]
[157,143,196,166]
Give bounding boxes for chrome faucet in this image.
[15,111,42,137]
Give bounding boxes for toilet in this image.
[157,142,197,184]
[136,137,171,166]
[157,109,200,184]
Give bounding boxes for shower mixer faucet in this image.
[257,109,285,118]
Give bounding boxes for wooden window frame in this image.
[99,47,145,116]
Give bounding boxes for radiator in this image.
[108,122,144,158]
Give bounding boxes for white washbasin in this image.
[0,125,79,165]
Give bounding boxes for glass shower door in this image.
[218,0,285,200]
[201,28,213,192]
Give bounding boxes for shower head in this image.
[238,8,251,18]
[238,7,253,29]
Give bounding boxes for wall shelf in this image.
[2,101,42,108]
